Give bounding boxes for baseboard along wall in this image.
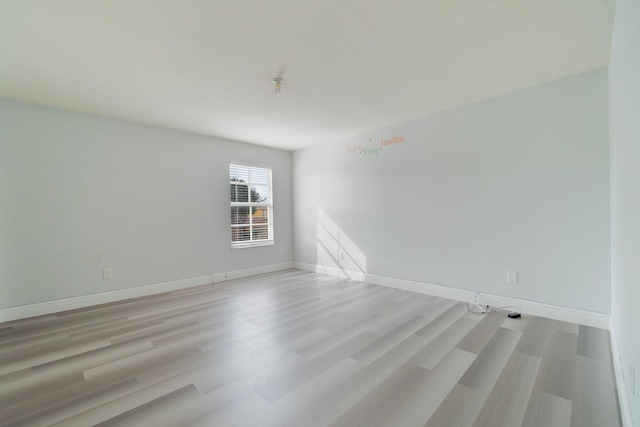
[609,318,634,427]
[2,261,611,330]
[293,262,611,330]
[0,262,294,323]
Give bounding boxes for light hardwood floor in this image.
[0,270,622,426]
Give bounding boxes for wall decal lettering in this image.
[345,135,405,158]
[380,134,405,147]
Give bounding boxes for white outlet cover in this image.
[103,268,113,279]
[507,271,518,284]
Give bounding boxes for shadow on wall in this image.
[316,206,367,281]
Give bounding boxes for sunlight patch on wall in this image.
[316,206,367,281]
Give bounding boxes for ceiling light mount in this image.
[273,77,284,95]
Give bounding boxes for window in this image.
[229,163,273,247]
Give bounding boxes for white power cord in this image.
[474,293,486,314]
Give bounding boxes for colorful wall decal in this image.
[345,134,405,158]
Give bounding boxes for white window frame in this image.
[229,163,274,248]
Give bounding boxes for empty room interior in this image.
[1,1,639,426]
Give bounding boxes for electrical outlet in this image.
[103,268,113,280]
[507,271,518,284]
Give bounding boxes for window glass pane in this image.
[231,206,250,225]
[252,208,268,224]
[230,182,249,202]
[229,165,249,183]
[231,226,251,242]
[250,185,269,203]
[252,225,269,240]
[248,167,270,185]
[237,184,249,203]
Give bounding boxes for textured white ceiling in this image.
[0,1,615,150]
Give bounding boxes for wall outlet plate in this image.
[103,268,113,280]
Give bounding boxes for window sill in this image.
[231,240,274,249]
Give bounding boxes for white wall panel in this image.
[294,69,610,313]
[0,99,293,308]
[609,0,640,423]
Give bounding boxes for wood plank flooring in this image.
[0,270,622,426]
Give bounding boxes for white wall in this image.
[0,98,293,308]
[293,68,610,313]
[610,0,640,423]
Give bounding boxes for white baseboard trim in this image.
[0,262,295,323]
[294,262,611,329]
[222,262,294,282]
[610,318,634,427]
